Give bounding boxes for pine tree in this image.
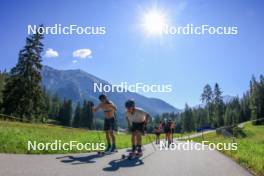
[240,92,251,122]
[2,26,45,121]
[224,97,241,126]
[0,71,7,113]
[73,102,81,127]
[42,87,51,120]
[250,76,258,124]
[193,107,208,128]
[224,106,232,126]
[80,100,87,127]
[182,104,194,132]
[213,83,224,127]
[201,84,214,127]
[58,99,72,126]
[49,95,61,120]
[250,75,264,125]
[80,100,94,129]
[259,75,264,122]
[87,101,94,129]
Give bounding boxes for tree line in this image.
[154,78,264,133]
[43,91,94,128]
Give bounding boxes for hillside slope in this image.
[41,66,179,116]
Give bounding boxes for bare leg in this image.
[106,131,110,144]
[132,132,136,145]
[137,132,142,145]
[105,131,111,151]
[131,132,137,153]
[136,131,142,154]
[166,133,170,146]
[109,130,115,144]
[168,133,172,144]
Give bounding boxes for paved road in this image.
[0,139,252,176]
[176,130,215,140]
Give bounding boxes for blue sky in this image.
[0,0,264,109]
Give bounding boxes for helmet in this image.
[125,100,135,108]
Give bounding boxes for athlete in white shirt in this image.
[125,100,150,156]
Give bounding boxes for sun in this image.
[143,10,167,35]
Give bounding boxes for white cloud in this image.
[73,49,92,59]
[45,48,59,58]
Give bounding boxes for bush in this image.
[232,127,246,138]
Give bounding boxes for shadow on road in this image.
[56,153,102,165]
[103,158,144,172]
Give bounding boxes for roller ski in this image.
[98,150,118,156]
[121,151,143,160]
[98,144,117,155]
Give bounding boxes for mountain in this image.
[41,66,180,116]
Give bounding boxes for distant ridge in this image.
[41,65,180,116]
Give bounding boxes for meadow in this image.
[190,122,264,176]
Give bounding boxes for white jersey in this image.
[126,107,148,124]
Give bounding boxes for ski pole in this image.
[114,112,119,134]
[146,133,157,151]
[171,128,174,143]
[171,131,174,142]
[91,103,102,144]
[95,117,102,143]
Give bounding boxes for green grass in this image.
[190,122,264,176]
[0,120,159,154]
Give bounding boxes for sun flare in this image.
[143,10,167,35]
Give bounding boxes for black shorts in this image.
[164,127,173,134]
[132,122,145,133]
[155,132,161,136]
[104,117,115,131]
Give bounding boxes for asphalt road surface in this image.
[0,138,252,176]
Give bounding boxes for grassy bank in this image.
[190,122,264,176]
[0,120,160,154]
